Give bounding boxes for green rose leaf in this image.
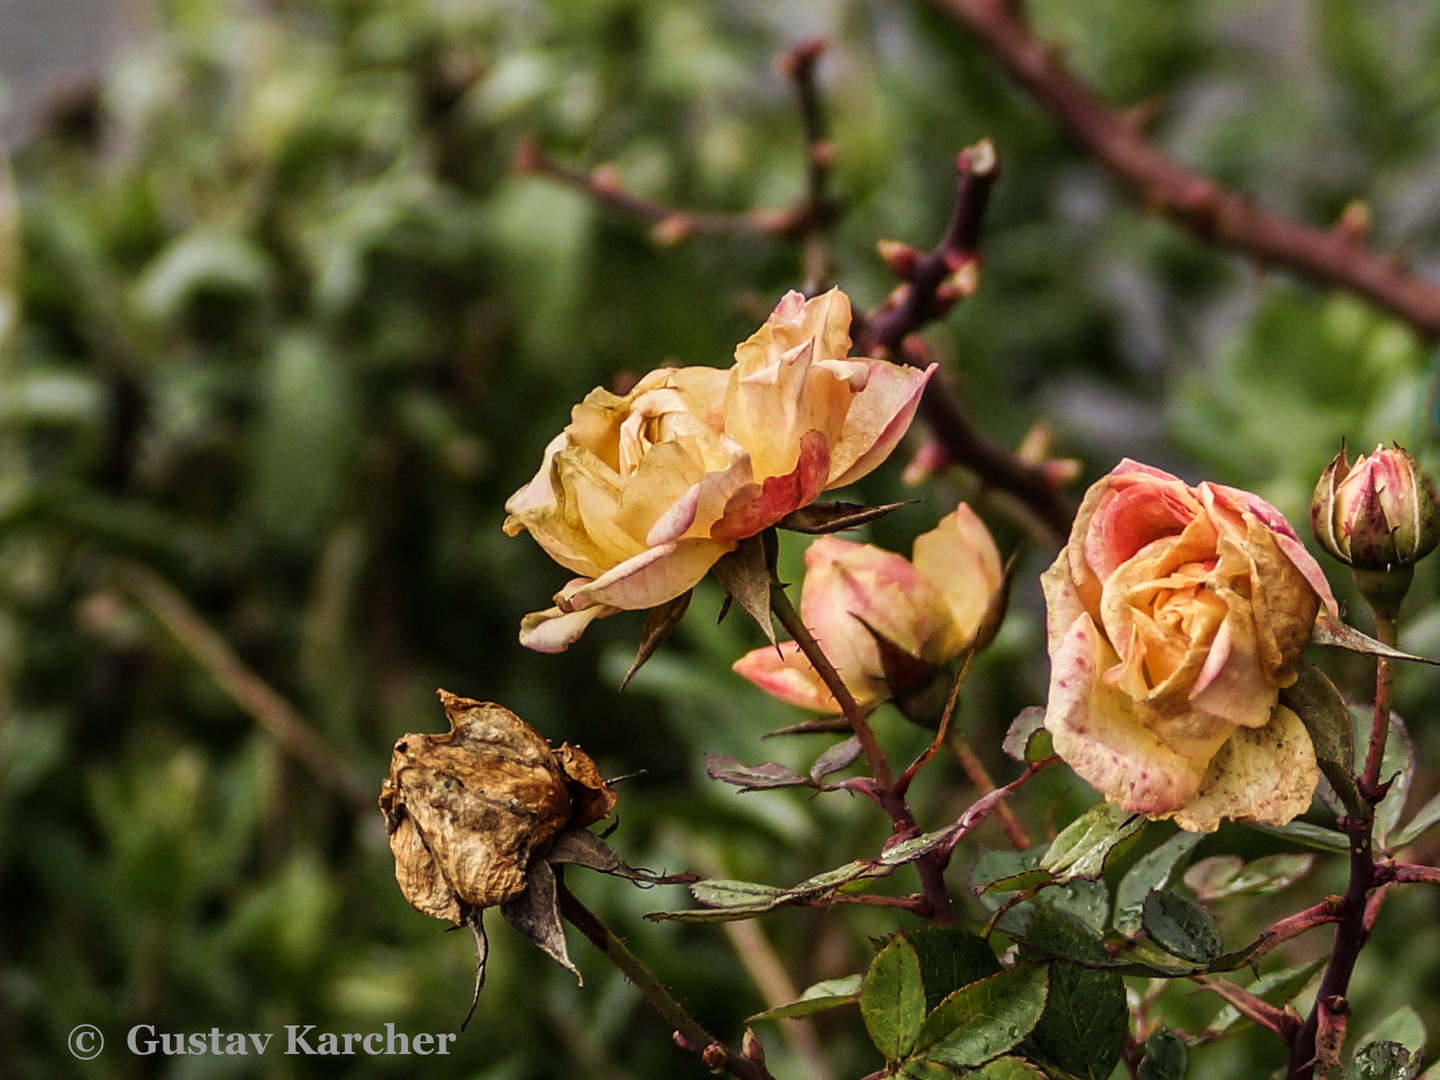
[1143,889,1223,965]
[1342,1042,1420,1080]
[1015,904,1129,1080]
[862,935,926,1061]
[1138,1026,1189,1080]
[748,974,862,1021]
[1281,660,1362,816]
[1041,803,1147,882]
[906,924,1003,1012]
[967,1058,1049,1079]
[1183,853,1314,901]
[913,963,1050,1069]
[1114,830,1205,936]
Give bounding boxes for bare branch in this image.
[925,0,1440,338]
[513,138,819,246]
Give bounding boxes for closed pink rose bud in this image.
[1311,444,1440,571]
[1042,461,1339,832]
[732,505,1003,714]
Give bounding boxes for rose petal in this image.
[1165,705,1318,832]
[1041,560,1209,815]
[911,503,1003,655]
[711,430,830,542]
[560,536,732,613]
[800,536,950,681]
[1206,481,1339,618]
[824,362,937,489]
[732,640,862,714]
[519,605,610,653]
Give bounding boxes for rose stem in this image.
[951,739,1032,850]
[855,145,1073,543]
[1288,614,1400,1078]
[1286,818,1374,1079]
[557,885,777,1080]
[769,582,959,924]
[1360,613,1399,799]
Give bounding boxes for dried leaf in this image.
[778,500,913,534]
[500,859,581,984]
[711,535,776,645]
[545,828,696,886]
[706,752,815,791]
[554,743,617,829]
[621,590,692,689]
[811,736,864,782]
[766,715,852,736]
[460,908,488,1031]
[1312,615,1440,666]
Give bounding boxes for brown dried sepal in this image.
[380,691,612,922]
[555,743,618,830]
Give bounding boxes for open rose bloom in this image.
[504,289,935,652]
[1042,461,1339,832]
[733,505,1003,714]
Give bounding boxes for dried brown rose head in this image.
[379,690,613,922]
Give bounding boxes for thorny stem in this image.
[1361,614,1398,799]
[1242,897,1347,967]
[521,102,1078,541]
[769,582,959,924]
[1288,612,1401,1078]
[951,739,1033,849]
[769,583,895,790]
[853,147,1074,542]
[926,0,1440,339]
[1287,816,1373,1080]
[558,886,777,1080]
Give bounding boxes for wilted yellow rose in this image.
[504,289,935,652]
[1042,460,1338,832]
[733,505,1003,713]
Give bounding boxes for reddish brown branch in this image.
[513,139,821,245]
[926,0,1440,338]
[1288,816,1375,1079]
[1242,897,1346,967]
[852,145,1075,541]
[1192,975,1302,1042]
[1388,862,1440,886]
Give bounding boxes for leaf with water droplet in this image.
[913,964,1050,1069]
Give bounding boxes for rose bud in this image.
[732,504,1003,716]
[1311,443,1440,571]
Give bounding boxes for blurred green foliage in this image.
[4,0,1440,1077]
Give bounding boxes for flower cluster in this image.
[503,289,935,652]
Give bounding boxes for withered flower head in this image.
[382,692,691,1025]
[379,690,616,922]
